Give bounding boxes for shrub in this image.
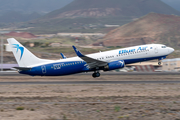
[16,106,25,110]
[114,106,121,112]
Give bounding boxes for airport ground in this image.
[0,73,180,120]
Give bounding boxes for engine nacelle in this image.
[104,60,125,71]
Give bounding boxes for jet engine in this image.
[104,60,125,71]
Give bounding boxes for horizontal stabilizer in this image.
[13,67,32,71]
[60,53,67,59]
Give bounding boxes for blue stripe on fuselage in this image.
[20,61,88,76]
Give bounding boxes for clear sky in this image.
[161,0,180,11]
[0,0,74,14]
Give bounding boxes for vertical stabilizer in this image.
[7,38,52,67]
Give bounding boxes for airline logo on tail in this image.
[13,44,24,60]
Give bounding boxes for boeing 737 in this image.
[7,38,174,78]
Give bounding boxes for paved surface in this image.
[1,71,180,85]
[0,71,180,76]
[0,80,180,85]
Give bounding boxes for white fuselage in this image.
[28,44,174,68]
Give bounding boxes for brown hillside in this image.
[25,0,180,34]
[4,32,37,38]
[101,13,180,48]
[45,0,180,19]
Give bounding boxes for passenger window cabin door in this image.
[154,46,158,54]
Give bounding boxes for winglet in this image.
[72,46,84,57]
[60,53,67,59]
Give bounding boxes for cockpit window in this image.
[161,46,166,48]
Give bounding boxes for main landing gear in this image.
[92,71,100,78]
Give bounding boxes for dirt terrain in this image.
[0,74,180,120]
[102,13,180,48]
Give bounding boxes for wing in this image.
[72,46,108,69]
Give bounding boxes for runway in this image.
[0,71,180,76]
[1,71,180,85]
[0,80,180,85]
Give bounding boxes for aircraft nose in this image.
[168,47,174,53]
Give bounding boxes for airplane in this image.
[7,38,174,78]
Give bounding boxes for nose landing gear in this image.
[158,61,161,65]
[158,57,166,65]
[92,71,100,78]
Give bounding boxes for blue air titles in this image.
[119,46,148,54]
[137,46,148,51]
[119,49,135,54]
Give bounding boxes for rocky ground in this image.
[0,75,180,120]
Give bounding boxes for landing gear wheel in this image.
[92,73,96,78]
[92,72,100,78]
[95,72,100,77]
[158,61,161,65]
